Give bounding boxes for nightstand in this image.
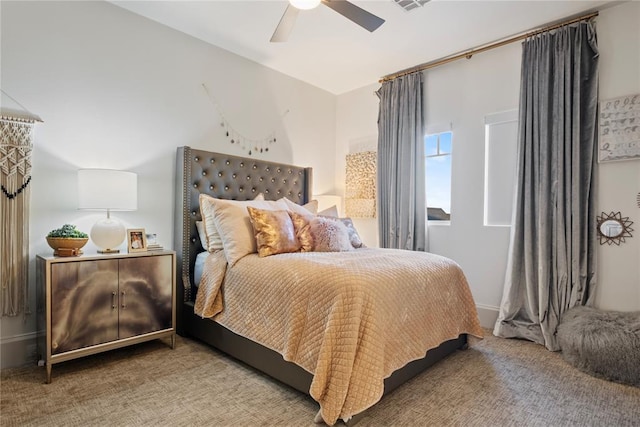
[36,250,176,383]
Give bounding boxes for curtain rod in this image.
[379,10,599,83]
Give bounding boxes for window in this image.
[484,110,518,226]
[425,131,452,221]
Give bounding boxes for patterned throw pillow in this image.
[337,217,365,249]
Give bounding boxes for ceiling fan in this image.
[271,0,385,42]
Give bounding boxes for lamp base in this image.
[97,248,121,254]
[91,217,126,253]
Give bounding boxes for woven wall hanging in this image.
[0,115,35,316]
[345,150,377,218]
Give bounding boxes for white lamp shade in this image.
[78,169,137,211]
[289,0,321,10]
[78,169,137,252]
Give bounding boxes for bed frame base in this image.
[183,302,312,394]
[182,302,467,421]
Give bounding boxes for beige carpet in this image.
[1,331,639,426]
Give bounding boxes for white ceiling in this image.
[110,0,613,95]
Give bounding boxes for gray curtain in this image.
[376,72,426,251]
[494,21,599,351]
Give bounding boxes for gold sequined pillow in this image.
[247,207,301,257]
[288,211,314,252]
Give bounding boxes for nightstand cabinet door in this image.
[118,256,173,339]
[50,259,119,354]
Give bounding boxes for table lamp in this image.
[78,169,137,253]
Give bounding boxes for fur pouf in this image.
[557,306,640,387]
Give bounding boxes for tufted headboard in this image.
[174,146,313,305]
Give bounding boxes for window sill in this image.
[427,221,451,227]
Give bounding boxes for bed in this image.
[174,146,483,425]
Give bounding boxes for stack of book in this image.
[146,233,164,251]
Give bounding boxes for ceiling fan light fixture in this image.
[289,0,321,10]
[272,0,385,43]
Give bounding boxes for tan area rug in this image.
[2,332,639,426]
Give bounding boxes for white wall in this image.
[336,1,640,327]
[335,84,380,248]
[422,43,521,327]
[0,1,336,368]
[595,1,640,311]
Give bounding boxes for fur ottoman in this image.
[557,306,640,387]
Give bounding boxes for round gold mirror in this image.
[596,211,633,245]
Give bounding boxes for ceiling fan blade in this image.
[321,0,385,32]
[270,4,300,42]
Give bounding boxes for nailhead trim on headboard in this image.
[174,146,313,303]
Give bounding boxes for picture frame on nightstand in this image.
[127,228,147,253]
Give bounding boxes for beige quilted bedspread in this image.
[194,248,483,425]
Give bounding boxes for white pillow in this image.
[201,195,288,266]
[318,205,339,218]
[281,197,318,218]
[195,221,211,250]
[200,193,264,253]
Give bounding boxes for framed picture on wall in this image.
[598,93,640,162]
[127,228,147,253]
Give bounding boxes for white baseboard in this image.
[476,304,500,330]
[0,332,38,369]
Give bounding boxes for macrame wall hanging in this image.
[0,114,37,317]
[202,83,287,156]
